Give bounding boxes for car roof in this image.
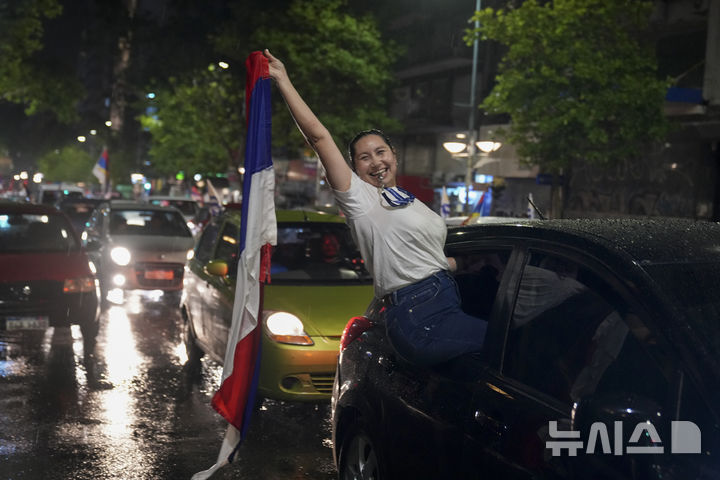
[106,200,181,212]
[0,202,66,215]
[147,195,197,202]
[58,197,104,205]
[449,217,720,265]
[221,207,347,224]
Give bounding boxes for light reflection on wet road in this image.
[0,294,336,479]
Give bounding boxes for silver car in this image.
[82,201,195,307]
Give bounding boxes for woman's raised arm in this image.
[264,49,351,191]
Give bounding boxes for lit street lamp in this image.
[443,0,504,214]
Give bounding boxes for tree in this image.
[0,0,83,123]
[466,0,670,173]
[37,145,95,184]
[141,0,400,178]
[139,63,244,176]
[218,0,401,155]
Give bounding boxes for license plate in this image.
[5,316,50,330]
[145,269,174,280]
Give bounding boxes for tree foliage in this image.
[466,0,670,172]
[37,145,95,183]
[139,64,244,176]
[0,0,83,123]
[218,0,401,156]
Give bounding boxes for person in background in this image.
[264,49,487,367]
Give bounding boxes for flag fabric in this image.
[461,188,493,225]
[527,192,536,219]
[192,51,276,480]
[440,186,450,219]
[206,178,223,216]
[92,149,108,189]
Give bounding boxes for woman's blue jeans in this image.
[385,270,488,367]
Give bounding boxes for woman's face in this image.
[352,134,397,188]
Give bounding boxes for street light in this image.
[442,141,467,154]
[476,141,502,153]
[464,0,482,214]
[442,0,490,214]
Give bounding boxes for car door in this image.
[83,205,109,285]
[464,247,675,480]
[376,247,515,479]
[185,218,221,347]
[203,219,239,362]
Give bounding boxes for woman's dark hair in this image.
[348,129,396,170]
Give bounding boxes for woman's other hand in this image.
[264,49,287,83]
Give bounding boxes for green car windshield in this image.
[269,223,371,284]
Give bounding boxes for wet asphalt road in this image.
[0,293,337,480]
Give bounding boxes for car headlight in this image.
[110,246,131,266]
[63,277,96,293]
[265,312,314,346]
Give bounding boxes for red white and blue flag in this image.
[92,148,109,191]
[192,51,276,480]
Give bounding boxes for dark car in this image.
[332,218,720,480]
[82,201,195,307]
[0,203,100,353]
[57,197,104,234]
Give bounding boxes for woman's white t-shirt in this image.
[333,172,449,298]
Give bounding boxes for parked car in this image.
[182,208,374,402]
[332,218,720,480]
[0,203,100,353]
[34,183,85,205]
[82,201,195,306]
[146,195,203,234]
[57,197,104,234]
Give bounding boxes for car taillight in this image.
[63,277,96,293]
[340,316,374,351]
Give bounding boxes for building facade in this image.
[383,0,720,219]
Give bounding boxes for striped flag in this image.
[92,148,109,190]
[440,186,450,219]
[192,51,276,480]
[206,178,223,216]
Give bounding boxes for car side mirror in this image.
[205,260,229,277]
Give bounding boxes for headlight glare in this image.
[110,246,131,266]
[265,312,313,346]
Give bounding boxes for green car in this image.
[182,208,374,402]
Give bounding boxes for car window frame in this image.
[494,241,681,413]
[445,240,522,370]
[194,216,224,264]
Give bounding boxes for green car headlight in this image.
[265,311,314,346]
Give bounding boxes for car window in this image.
[503,251,668,406]
[452,248,512,318]
[195,220,220,263]
[645,262,720,378]
[109,209,192,237]
[0,212,79,252]
[214,221,240,272]
[60,202,100,229]
[149,199,198,216]
[269,223,371,284]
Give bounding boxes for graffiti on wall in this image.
[565,146,715,219]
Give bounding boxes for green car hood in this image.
[263,284,374,337]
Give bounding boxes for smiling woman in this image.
[265,49,488,367]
